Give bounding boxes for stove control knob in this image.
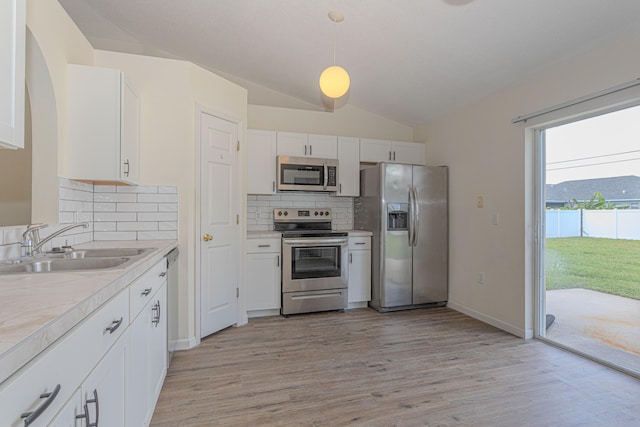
[277,211,282,216]
[319,211,324,216]
[314,211,319,216]
[325,211,330,216]
[283,211,288,216]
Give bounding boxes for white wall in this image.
[414,30,640,338]
[249,104,414,141]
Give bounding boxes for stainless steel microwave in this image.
[276,156,339,192]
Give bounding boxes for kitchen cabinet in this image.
[337,136,360,197]
[247,129,277,194]
[277,131,338,159]
[128,259,168,427]
[66,64,140,184]
[0,255,170,427]
[348,236,371,304]
[246,237,281,316]
[360,138,425,165]
[0,289,129,426]
[0,0,25,149]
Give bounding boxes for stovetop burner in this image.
[274,208,347,237]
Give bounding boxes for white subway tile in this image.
[94,193,137,203]
[94,202,116,212]
[158,203,178,212]
[137,193,178,203]
[137,212,177,221]
[94,184,116,193]
[117,203,158,212]
[73,190,93,202]
[117,186,158,194]
[117,222,158,231]
[94,231,137,241]
[58,212,75,224]
[59,187,74,201]
[138,231,177,240]
[60,200,84,212]
[158,186,177,194]
[94,222,116,232]
[95,212,137,222]
[159,222,178,231]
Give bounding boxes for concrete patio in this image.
[545,288,640,374]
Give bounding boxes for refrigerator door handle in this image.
[408,188,414,246]
[412,186,420,247]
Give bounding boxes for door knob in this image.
[203,234,213,241]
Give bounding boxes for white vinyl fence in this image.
[546,209,640,239]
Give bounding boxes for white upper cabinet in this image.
[66,64,140,184]
[337,136,360,197]
[0,0,25,149]
[247,130,277,195]
[360,138,425,165]
[277,131,338,159]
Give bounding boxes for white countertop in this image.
[0,240,177,385]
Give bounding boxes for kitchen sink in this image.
[50,248,153,259]
[0,248,155,274]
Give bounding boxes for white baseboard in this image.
[347,301,368,309]
[247,309,280,318]
[169,337,198,352]
[447,302,533,339]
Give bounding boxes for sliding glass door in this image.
[536,105,640,376]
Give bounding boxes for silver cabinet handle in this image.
[339,183,342,194]
[304,145,307,156]
[21,384,61,426]
[258,244,271,248]
[105,317,123,334]
[276,255,280,267]
[124,159,130,177]
[159,271,167,277]
[355,242,365,245]
[349,253,353,263]
[389,151,392,161]
[76,389,99,427]
[393,151,396,161]
[272,181,275,192]
[309,144,312,156]
[141,288,152,296]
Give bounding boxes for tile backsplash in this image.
[0,178,178,261]
[247,193,353,231]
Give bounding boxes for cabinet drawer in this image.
[246,238,281,253]
[130,259,167,319]
[349,236,371,250]
[0,290,128,427]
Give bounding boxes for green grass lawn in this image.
[545,237,640,300]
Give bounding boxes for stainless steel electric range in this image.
[274,208,348,315]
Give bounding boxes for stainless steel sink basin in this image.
[0,247,155,274]
[57,248,152,259]
[0,257,131,273]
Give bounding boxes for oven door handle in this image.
[283,238,348,246]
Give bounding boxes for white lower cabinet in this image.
[246,238,281,315]
[348,236,372,303]
[0,256,169,427]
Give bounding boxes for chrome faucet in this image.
[22,222,90,256]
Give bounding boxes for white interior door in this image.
[199,112,239,338]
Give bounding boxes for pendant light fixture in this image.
[319,11,350,99]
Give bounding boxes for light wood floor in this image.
[151,308,640,426]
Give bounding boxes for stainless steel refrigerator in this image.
[355,163,448,312]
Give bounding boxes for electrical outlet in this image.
[477,196,484,208]
[477,272,485,284]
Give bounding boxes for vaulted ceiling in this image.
[58,0,640,126]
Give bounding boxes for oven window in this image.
[291,246,341,279]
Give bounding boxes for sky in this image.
[545,104,640,184]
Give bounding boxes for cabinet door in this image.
[149,282,168,411]
[360,138,391,163]
[127,303,151,427]
[276,131,307,157]
[247,252,281,311]
[337,136,359,196]
[348,249,372,303]
[0,0,25,149]
[120,79,140,184]
[81,334,127,427]
[307,134,338,159]
[247,130,277,194]
[392,141,425,165]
